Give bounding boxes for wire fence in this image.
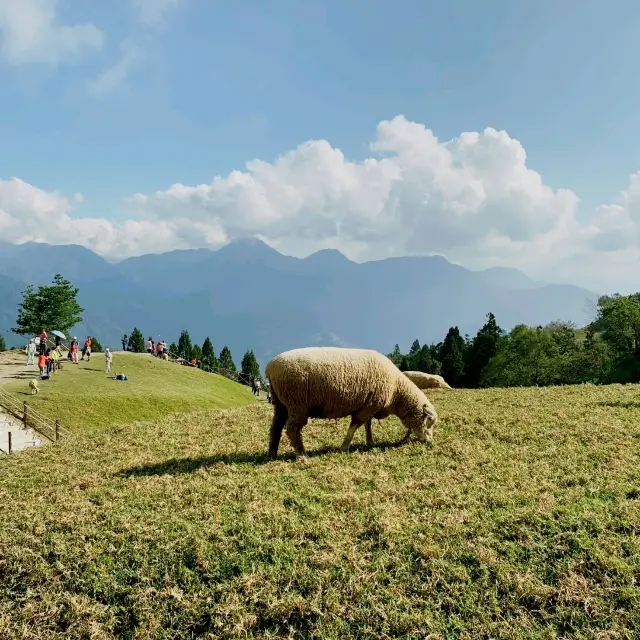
[0,385,67,452]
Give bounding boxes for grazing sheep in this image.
[265,346,438,460]
[403,371,452,390]
[29,379,39,395]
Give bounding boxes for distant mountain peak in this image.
[304,248,351,264]
[214,237,283,263]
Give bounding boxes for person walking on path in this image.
[26,339,36,366]
[105,348,113,373]
[71,339,79,364]
[37,351,47,377]
[39,330,48,355]
[254,378,261,397]
[45,349,54,375]
[121,334,128,351]
[81,336,92,361]
[50,347,59,372]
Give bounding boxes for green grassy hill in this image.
[3,352,256,432]
[2,383,640,638]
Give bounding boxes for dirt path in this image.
[0,350,38,383]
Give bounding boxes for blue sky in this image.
[1,0,639,292]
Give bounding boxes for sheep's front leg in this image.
[341,409,375,452]
[286,416,308,460]
[364,418,374,447]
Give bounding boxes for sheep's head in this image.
[402,401,437,442]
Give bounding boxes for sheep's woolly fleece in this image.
[265,347,438,427]
[403,371,452,390]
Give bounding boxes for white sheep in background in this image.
[265,346,438,461]
[403,371,452,390]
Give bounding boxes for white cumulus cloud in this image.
[88,42,142,97]
[0,0,104,66]
[1,115,639,293]
[131,0,182,27]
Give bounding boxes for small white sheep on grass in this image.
[265,346,438,461]
[403,371,452,390]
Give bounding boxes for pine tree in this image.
[407,339,421,369]
[414,344,439,374]
[90,337,103,353]
[241,349,261,383]
[168,342,178,358]
[0,334,6,352]
[201,337,218,371]
[13,274,84,336]
[128,328,146,353]
[439,326,466,387]
[399,355,410,371]
[192,344,203,366]
[388,344,402,367]
[464,312,503,387]
[218,346,236,374]
[177,329,193,360]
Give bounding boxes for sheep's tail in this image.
[267,382,288,460]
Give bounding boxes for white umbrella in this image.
[51,330,66,340]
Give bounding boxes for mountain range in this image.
[0,239,599,365]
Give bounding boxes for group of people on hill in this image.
[65,336,93,364]
[250,376,262,396]
[26,332,114,377]
[147,337,169,360]
[27,338,61,377]
[251,376,271,401]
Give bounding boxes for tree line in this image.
[124,327,261,382]
[3,273,639,389]
[0,273,262,385]
[387,293,640,388]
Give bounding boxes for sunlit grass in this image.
[3,352,256,432]
[1,383,640,638]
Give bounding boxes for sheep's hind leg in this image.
[268,399,288,460]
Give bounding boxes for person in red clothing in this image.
[39,329,47,355]
[37,351,47,376]
[81,336,92,361]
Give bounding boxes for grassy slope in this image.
[3,352,255,432]
[2,383,640,638]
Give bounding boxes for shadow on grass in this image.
[119,439,410,477]
[597,400,640,409]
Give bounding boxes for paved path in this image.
[0,352,44,453]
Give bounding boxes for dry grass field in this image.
[1,380,640,639]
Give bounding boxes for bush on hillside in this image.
[0,333,6,351]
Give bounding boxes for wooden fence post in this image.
[7,432,11,454]
[23,402,28,428]
[55,420,60,442]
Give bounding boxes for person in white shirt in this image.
[105,348,113,373]
[26,339,36,366]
